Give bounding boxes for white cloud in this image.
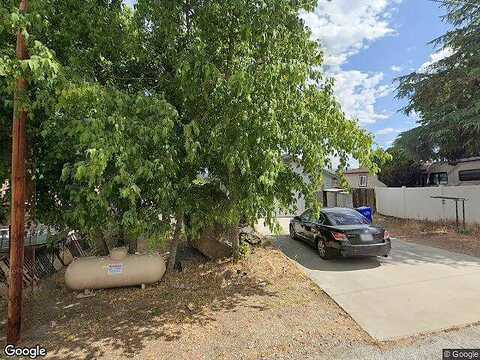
[302,1,402,125]
[333,70,392,124]
[418,47,453,73]
[390,65,402,72]
[409,110,421,122]
[375,127,400,135]
[330,154,359,171]
[123,0,135,8]
[301,0,401,68]
[126,0,400,128]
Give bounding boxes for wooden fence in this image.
[0,230,89,288]
[352,188,376,212]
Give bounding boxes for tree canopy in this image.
[374,146,423,187]
[1,1,379,253]
[396,0,480,161]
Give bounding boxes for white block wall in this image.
[376,185,480,224]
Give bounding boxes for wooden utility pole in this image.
[7,0,29,345]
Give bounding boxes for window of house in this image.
[459,169,480,182]
[429,172,448,185]
[359,175,367,188]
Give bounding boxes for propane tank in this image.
[65,247,166,290]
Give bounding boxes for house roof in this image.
[453,156,480,164]
[421,156,480,172]
[344,167,370,175]
[342,168,387,188]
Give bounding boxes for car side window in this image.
[300,210,312,222]
[318,213,327,224]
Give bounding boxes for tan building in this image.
[421,157,480,186]
[344,168,386,189]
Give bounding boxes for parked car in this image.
[289,207,391,259]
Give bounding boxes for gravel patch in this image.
[0,246,374,359]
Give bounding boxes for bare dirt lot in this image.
[0,246,374,360]
[376,214,480,257]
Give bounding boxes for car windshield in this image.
[325,210,369,225]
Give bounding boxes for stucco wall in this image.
[376,185,480,224]
[344,173,386,189]
[279,167,338,217]
[427,160,480,186]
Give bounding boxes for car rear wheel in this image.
[317,239,338,260]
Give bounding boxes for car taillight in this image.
[331,232,348,241]
[384,230,390,240]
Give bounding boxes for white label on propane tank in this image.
[107,263,124,275]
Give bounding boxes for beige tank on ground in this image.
[65,247,166,290]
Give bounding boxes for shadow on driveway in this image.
[274,235,480,272]
[273,235,381,272]
[274,234,480,341]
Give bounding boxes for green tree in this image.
[396,0,480,161]
[1,0,380,265]
[1,1,180,254]
[135,0,379,261]
[39,84,179,253]
[1,0,61,223]
[375,146,423,187]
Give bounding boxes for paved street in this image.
[263,323,480,360]
[275,235,480,341]
[327,325,480,360]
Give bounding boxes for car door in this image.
[316,213,330,243]
[302,210,318,245]
[296,209,311,240]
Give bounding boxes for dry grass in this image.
[379,215,479,236]
[0,246,373,360]
[376,214,480,257]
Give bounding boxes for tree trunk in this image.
[128,237,137,254]
[93,232,109,256]
[184,213,193,246]
[232,225,240,262]
[167,213,183,273]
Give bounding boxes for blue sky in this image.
[301,0,450,149]
[125,0,450,149]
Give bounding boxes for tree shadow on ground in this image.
[385,239,480,268]
[274,236,381,271]
[274,235,480,272]
[0,256,278,359]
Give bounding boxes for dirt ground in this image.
[0,246,374,360]
[376,214,480,257]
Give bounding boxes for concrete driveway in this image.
[275,235,480,341]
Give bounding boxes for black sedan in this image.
[289,207,391,260]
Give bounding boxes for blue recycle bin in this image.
[355,206,372,223]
